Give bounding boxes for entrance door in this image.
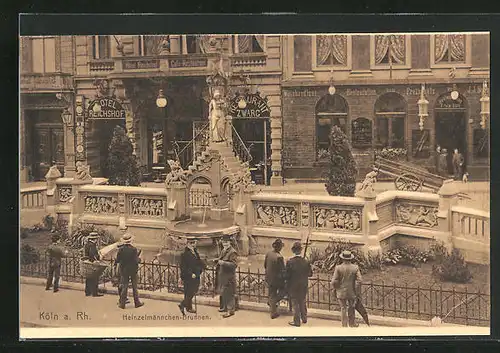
[232,118,271,185]
[435,111,467,174]
[32,125,64,180]
[95,121,126,178]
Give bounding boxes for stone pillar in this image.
[356,189,381,254]
[170,35,181,54]
[45,165,62,216]
[233,187,255,256]
[68,168,94,234]
[20,109,28,182]
[437,179,460,250]
[63,111,76,178]
[167,182,188,221]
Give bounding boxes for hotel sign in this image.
[228,93,271,118]
[123,59,160,70]
[87,97,126,120]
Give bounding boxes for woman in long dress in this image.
[209,90,226,143]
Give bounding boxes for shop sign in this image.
[228,93,271,118]
[87,97,126,120]
[169,58,208,68]
[435,95,465,109]
[123,59,160,70]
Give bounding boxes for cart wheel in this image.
[395,174,423,192]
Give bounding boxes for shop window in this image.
[434,34,465,63]
[412,129,431,159]
[351,118,372,148]
[375,93,406,148]
[293,35,312,72]
[139,35,169,56]
[316,35,348,66]
[315,94,348,160]
[184,35,202,54]
[235,35,265,53]
[31,37,56,73]
[92,35,110,59]
[374,34,406,66]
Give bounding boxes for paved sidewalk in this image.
[20,282,351,328]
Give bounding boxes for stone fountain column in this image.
[166,181,188,222]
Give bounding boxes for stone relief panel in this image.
[312,206,362,232]
[129,197,166,218]
[395,203,438,228]
[301,202,310,227]
[255,203,299,227]
[84,195,118,214]
[58,186,73,203]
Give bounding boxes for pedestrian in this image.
[285,241,313,327]
[84,232,103,297]
[264,238,286,319]
[178,238,205,315]
[114,240,129,305]
[452,148,465,180]
[216,235,238,318]
[331,250,362,328]
[115,233,144,309]
[438,148,449,177]
[45,233,68,293]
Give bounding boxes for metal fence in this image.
[21,253,490,326]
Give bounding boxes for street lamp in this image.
[480,80,490,130]
[328,69,336,95]
[450,84,459,101]
[156,89,168,108]
[61,108,73,131]
[417,83,429,131]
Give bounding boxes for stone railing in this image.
[89,60,115,72]
[20,186,47,210]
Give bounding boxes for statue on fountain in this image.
[165,159,187,187]
[230,162,254,193]
[74,161,92,182]
[357,169,379,196]
[209,90,227,143]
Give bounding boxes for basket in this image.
[80,259,108,278]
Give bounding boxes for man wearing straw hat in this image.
[45,233,68,293]
[178,238,205,315]
[84,232,103,297]
[115,233,144,309]
[264,238,286,319]
[285,241,313,327]
[331,250,362,327]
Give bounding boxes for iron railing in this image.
[21,252,490,326]
[175,122,210,169]
[229,121,253,164]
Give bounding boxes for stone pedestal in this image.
[68,178,93,234]
[167,182,188,221]
[210,207,230,221]
[356,188,381,254]
[45,166,62,216]
[437,179,460,250]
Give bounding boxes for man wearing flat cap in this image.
[265,238,286,319]
[115,233,144,309]
[45,233,68,293]
[331,250,362,327]
[178,238,206,315]
[216,234,238,318]
[285,241,313,327]
[84,232,103,297]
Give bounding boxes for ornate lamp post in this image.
[328,69,336,96]
[417,83,429,131]
[61,108,74,131]
[480,80,490,130]
[156,89,168,108]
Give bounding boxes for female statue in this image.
[209,90,226,143]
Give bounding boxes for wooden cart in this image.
[373,156,470,199]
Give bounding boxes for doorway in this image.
[231,118,271,185]
[435,111,467,174]
[93,120,126,178]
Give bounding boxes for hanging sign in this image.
[87,97,126,120]
[228,93,271,118]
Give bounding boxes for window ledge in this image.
[230,53,267,66]
[89,59,115,72]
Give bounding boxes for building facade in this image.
[19,33,490,184]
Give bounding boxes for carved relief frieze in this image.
[84,195,118,214]
[395,203,438,228]
[255,203,299,227]
[129,197,166,218]
[58,186,73,203]
[312,206,362,232]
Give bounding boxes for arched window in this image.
[374,93,406,148]
[315,94,348,159]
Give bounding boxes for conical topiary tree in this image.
[106,125,140,186]
[324,125,358,196]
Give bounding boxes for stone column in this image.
[233,186,257,256]
[63,110,76,178]
[437,179,460,250]
[356,189,381,254]
[267,93,284,186]
[166,181,188,221]
[169,35,181,54]
[20,109,28,182]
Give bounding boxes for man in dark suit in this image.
[285,241,313,327]
[216,234,238,318]
[331,250,362,327]
[178,238,205,315]
[114,240,130,305]
[45,233,68,293]
[83,232,103,297]
[264,238,286,319]
[115,233,144,309]
[452,148,465,180]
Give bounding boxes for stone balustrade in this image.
[20,186,47,210]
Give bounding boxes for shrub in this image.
[383,244,432,268]
[429,241,448,263]
[20,227,30,239]
[432,248,472,283]
[312,239,374,274]
[20,244,40,265]
[106,125,140,186]
[42,215,55,231]
[364,250,383,270]
[63,222,116,255]
[324,126,358,197]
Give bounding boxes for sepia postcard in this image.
[19,24,491,339]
